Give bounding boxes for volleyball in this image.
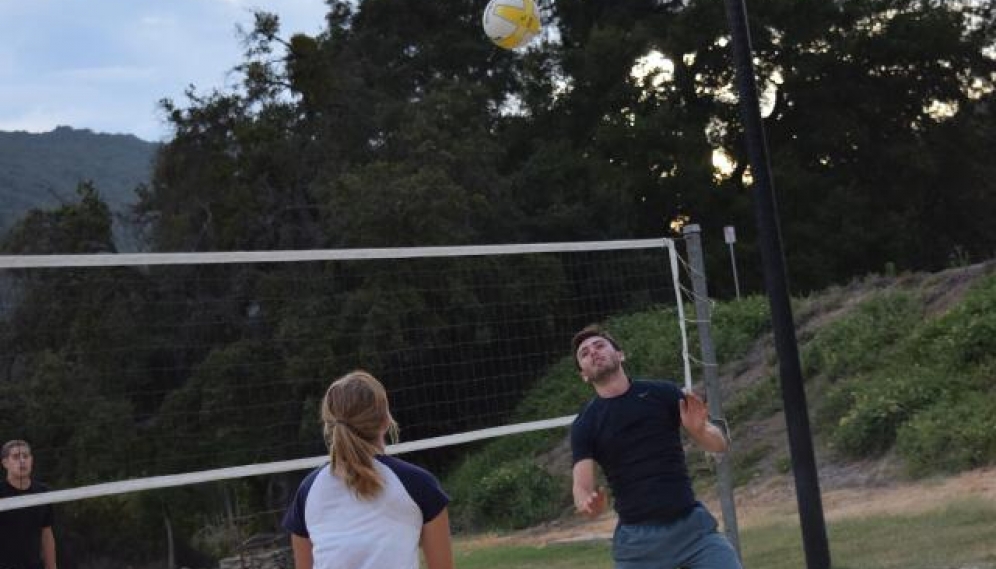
[482,0,541,50]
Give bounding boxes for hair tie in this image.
[331,419,354,431]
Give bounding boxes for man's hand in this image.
[575,487,607,519]
[679,389,709,435]
[680,390,729,453]
[572,459,607,518]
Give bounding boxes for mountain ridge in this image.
[0,126,159,239]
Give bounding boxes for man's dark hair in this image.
[571,325,622,368]
[2,439,30,459]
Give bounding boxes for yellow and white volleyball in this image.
[482,0,542,50]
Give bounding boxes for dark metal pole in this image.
[720,0,832,568]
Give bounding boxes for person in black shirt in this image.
[1,440,56,569]
[570,325,741,569]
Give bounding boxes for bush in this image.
[897,396,996,477]
[801,291,922,381]
[907,275,996,370]
[710,296,771,362]
[726,374,781,424]
[446,431,567,530]
[451,455,567,531]
[829,367,947,457]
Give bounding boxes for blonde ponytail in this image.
[322,371,398,500]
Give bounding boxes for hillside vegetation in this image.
[445,261,996,532]
[0,126,157,236]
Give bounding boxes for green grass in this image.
[745,500,996,569]
[448,500,996,569]
[452,542,609,569]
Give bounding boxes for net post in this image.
[682,224,741,558]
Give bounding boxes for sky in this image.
[0,0,329,142]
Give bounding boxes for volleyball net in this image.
[0,239,693,514]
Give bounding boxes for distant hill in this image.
[0,126,159,246]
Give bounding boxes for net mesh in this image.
[0,240,681,500]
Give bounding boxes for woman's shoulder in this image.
[294,462,332,495]
[376,455,450,519]
[376,455,441,486]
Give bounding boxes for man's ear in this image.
[581,374,590,383]
[619,351,626,362]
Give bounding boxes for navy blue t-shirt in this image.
[571,379,695,524]
[0,480,54,569]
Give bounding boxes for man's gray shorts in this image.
[612,504,742,569]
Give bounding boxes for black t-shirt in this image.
[0,480,54,569]
[571,379,696,525]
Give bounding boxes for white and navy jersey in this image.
[282,455,449,569]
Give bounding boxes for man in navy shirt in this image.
[570,325,741,569]
[0,440,56,569]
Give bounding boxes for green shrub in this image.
[455,457,567,531]
[897,395,996,477]
[829,367,946,457]
[710,296,771,362]
[907,275,996,370]
[815,375,858,431]
[446,430,572,532]
[801,291,922,381]
[726,374,781,424]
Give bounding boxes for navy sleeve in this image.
[377,456,450,523]
[35,482,54,527]
[42,503,54,527]
[281,466,323,537]
[570,400,595,464]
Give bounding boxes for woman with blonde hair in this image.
[282,370,453,569]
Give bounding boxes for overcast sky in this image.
[0,0,329,142]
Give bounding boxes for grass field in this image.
[447,499,996,569]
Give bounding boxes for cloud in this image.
[0,51,13,75]
[139,15,177,28]
[58,66,157,82]
[0,0,328,141]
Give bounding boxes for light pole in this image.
[720,0,831,567]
